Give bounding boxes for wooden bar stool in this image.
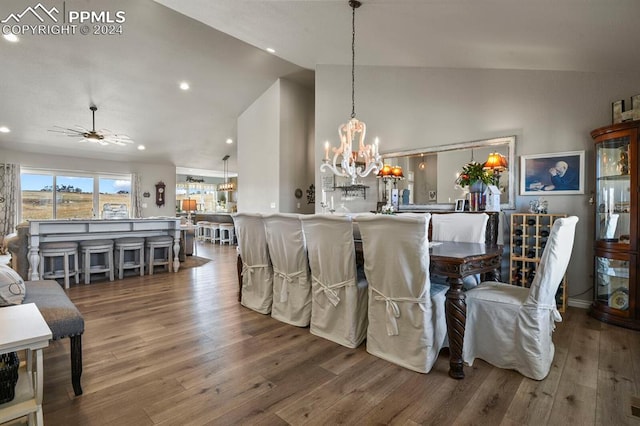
[219,223,236,245]
[145,235,174,275]
[39,241,79,289]
[114,237,145,279]
[79,239,115,284]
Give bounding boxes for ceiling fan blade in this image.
[49,126,85,136]
[106,134,133,144]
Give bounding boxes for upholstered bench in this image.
[23,280,84,396]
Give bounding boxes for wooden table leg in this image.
[445,277,466,379]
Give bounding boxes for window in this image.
[99,177,131,217]
[20,169,132,220]
[56,175,93,219]
[176,183,218,213]
[21,173,53,220]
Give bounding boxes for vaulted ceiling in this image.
[1,0,638,174]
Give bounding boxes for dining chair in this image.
[462,216,578,380]
[431,213,489,243]
[263,213,312,327]
[232,213,273,315]
[301,214,368,348]
[431,212,490,289]
[356,213,448,373]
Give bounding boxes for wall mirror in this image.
[380,135,516,210]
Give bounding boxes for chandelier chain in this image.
[351,1,356,119]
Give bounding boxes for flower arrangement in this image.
[455,161,494,188]
[381,204,395,215]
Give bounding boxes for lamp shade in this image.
[377,164,393,178]
[391,165,404,179]
[484,152,508,171]
[182,199,197,212]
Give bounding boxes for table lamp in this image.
[182,199,197,224]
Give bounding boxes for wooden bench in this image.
[23,280,84,396]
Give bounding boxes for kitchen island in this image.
[26,218,181,280]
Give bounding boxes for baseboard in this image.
[568,298,591,309]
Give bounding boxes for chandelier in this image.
[320,0,382,185]
[218,155,234,191]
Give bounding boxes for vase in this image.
[469,181,487,193]
[468,181,486,212]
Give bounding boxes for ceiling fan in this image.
[50,105,133,146]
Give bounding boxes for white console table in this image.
[27,218,181,280]
[0,303,52,426]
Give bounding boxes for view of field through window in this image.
[21,172,131,220]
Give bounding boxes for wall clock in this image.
[155,181,166,207]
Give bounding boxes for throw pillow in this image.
[0,264,25,306]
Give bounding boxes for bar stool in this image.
[39,241,79,289]
[80,239,115,284]
[114,237,145,279]
[219,223,236,245]
[208,222,221,244]
[197,221,211,242]
[146,235,174,275]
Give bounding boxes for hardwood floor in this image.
[38,241,640,425]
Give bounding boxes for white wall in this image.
[238,78,314,214]
[237,80,280,213]
[279,79,315,214]
[0,147,176,217]
[315,64,640,303]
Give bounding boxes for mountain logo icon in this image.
[2,3,59,24]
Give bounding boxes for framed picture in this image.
[428,190,437,201]
[454,199,465,211]
[520,150,585,195]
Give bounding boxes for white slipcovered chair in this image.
[301,214,368,348]
[357,213,448,373]
[263,213,312,327]
[431,212,490,289]
[462,216,579,380]
[232,213,273,315]
[431,213,489,243]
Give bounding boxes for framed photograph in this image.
[428,190,437,201]
[454,199,465,211]
[520,150,585,195]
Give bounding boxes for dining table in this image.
[427,241,502,378]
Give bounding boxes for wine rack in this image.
[510,213,568,312]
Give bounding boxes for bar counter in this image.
[26,218,181,280]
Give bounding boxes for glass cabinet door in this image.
[595,255,631,313]
[595,136,631,244]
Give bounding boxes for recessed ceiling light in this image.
[226,138,233,144]
[266,47,276,54]
[137,144,146,150]
[3,34,18,43]
[0,126,10,133]
[179,81,190,90]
